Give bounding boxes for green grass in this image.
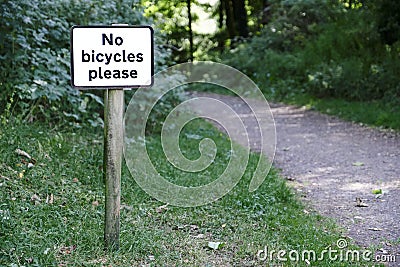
[284,94,400,131]
[0,121,375,266]
[187,82,400,131]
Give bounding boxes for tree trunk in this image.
[232,0,248,38]
[224,0,236,40]
[187,0,194,61]
[348,0,353,9]
[218,0,225,53]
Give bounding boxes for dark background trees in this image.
[222,0,400,106]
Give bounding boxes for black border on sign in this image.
[70,25,154,89]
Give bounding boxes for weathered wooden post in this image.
[103,88,124,250]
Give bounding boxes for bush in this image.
[0,0,170,128]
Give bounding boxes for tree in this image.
[232,0,248,38]
[187,0,194,61]
[221,0,249,40]
[142,0,199,62]
[215,0,265,51]
[376,0,400,45]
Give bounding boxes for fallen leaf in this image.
[194,234,205,239]
[120,204,132,211]
[92,200,99,207]
[355,197,368,207]
[15,148,31,159]
[185,133,203,140]
[31,194,41,203]
[46,194,54,204]
[156,203,169,213]
[368,227,383,231]
[190,224,199,231]
[0,174,10,180]
[352,162,364,166]
[371,189,382,194]
[15,149,36,164]
[208,241,224,250]
[18,171,24,178]
[59,245,76,255]
[72,178,79,183]
[378,248,388,254]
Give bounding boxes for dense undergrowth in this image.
[0,0,173,128]
[223,0,400,129]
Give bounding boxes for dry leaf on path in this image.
[371,189,382,194]
[355,197,368,207]
[368,227,383,231]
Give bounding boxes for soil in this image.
[189,92,400,266]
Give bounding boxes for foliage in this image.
[223,0,400,114]
[142,0,194,63]
[0,0,170,128]
[264,0,342,51]
[376,0,400,45]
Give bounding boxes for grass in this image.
[187,82,400,131]
[283,94,400,131]
[0,120,376,266]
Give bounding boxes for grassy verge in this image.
[0,121,373,266]
[284,94,400,131]
[187,83,400,131]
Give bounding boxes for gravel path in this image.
[190,92,400,265]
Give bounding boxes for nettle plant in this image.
[0,0,171,128]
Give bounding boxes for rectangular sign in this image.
[70,25,154,89]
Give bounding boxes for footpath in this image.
[190,92,400,265]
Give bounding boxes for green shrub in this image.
[0,0,170,128]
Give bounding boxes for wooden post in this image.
[103,89,124,251]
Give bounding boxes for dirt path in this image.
[190,92,400,265]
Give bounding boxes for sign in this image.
[70,25,154,89]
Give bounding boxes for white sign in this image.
[71,25,154,89]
